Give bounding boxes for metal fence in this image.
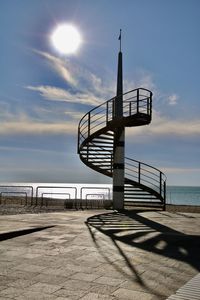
[0,183,112,209]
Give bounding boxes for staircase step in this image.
[124,201,163,207]
[124,192,157,197]
[125,190,152,194]
[83,145,113,149]
[124,193,156,199]
[92,142,113,146]
[124,196,156,200]
[89,157,111,160]
[81,150,112,154]
[93,137,113,141]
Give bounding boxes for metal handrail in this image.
[78,87,166,203]
[125,157,166,199]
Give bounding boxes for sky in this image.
[0,0,199,186]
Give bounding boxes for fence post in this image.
[160,172,162,196]
[150,92,152,118]
[112,98,115,121]
[163,180,166,211]
[88,112,91,137]
[106,101,108,124]
[138,162,141,184]
[147,97,150,115]
[87,113,90,161]
[77,126,80,154]
[137,89,139,113]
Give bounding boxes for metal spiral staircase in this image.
[77,46,166,210]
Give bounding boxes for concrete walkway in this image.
[0,209,200,299]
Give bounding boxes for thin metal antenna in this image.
[118,29,122,52]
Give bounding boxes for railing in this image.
[125,157,166,201]
[0,184,113,209]
[0,185,33,205]
[78,88,152,152]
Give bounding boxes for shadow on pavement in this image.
[86,210,200,297]
[0,226,55,241]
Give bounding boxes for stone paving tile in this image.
[59,279,93,291]
[40,266,76,277]
[13,263,47,273]
[77,253,107,264]
[112,288,154,300]
[0,285,7,292]
[7,279,36,289]
[15,291,56,300]
[31,273,69,285]
[71,272,101,282]
[45,263,94,274]
[94,264,126,279]
[56,297,74,300]
[118,280,149,292]
[89,283,118,295]
[80,292,116,299]
[0,275,18,286]
[94,276,125,286]
[0,286,23,298]
[54,288,87,299]
[4,270,39,281]
[26,282,61,294]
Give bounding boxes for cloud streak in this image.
[163,167,200,174]
[0,113,77,135]
[26,85,102,106]
[127,111,200,138]
[33,50,77,86]
[33,49,114,100]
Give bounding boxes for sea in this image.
[0,183,200,206]
[166,186,200,206]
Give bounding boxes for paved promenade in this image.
[0,209,200,299]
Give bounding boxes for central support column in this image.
[113,50,125,210]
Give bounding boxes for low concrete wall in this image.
[166,204,200,213]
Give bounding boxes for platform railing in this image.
[78,88,152,151]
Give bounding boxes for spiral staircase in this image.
[77,50,166,210]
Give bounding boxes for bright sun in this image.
[51,24,81,54]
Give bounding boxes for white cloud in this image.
[151,112,200,136]
[64,110,84,120]
[126,110,200,138]
[33,50,77,86]
[0,120,77,135]
[34,49,115,99]
[168,94,179,105]
[163,167,200,174]
[26,85,102,106]
[123,72,157,95]
[22,50,200,139]
[0,112,77,136]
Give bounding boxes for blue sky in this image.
[0,0,199,186]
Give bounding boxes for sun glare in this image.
[51,24,81,54]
